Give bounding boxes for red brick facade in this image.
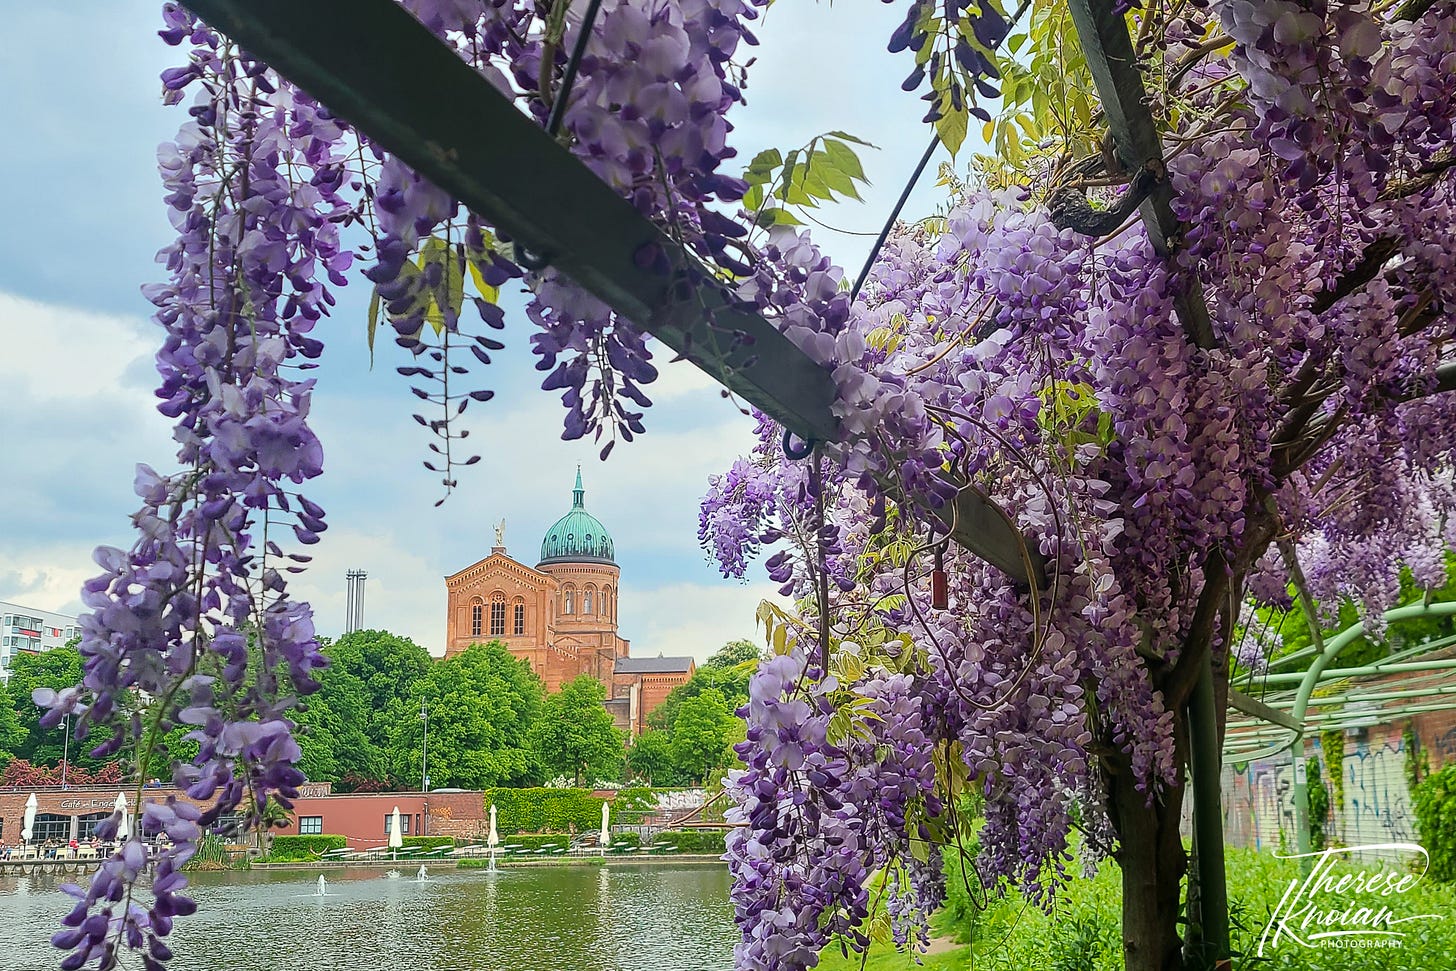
[444,547,629,691]
[441,480,695,736]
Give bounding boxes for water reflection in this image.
[0,865,737,971]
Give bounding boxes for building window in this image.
[32,813,71,843]
[490,598,506,637]
[584,590,593,614]
[513,603,525,636]
[384,814,411,835]
[564,589,574,615]
[76,813,111,841]
[471,602,483,637]
[299,816,323,835]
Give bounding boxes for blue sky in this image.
[0,1,964,659]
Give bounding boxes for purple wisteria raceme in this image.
[40,8,342,966]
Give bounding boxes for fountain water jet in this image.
[315,875,328,896]
[416,864,428,882]
[487,803,500,874]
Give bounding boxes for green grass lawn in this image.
[814,941,968,971]
[814,847,1456,971]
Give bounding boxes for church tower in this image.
[442,469,629,691]
[535,468,627,683]
[443,469,692,734]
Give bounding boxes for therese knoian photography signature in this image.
[1258,842,1445,955]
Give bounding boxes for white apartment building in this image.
[0,599,80,679]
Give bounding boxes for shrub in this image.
[184,834,246,871]
[264,835,347,861]
[402,835,455,852]
[607,831,641,850]
[649,829,727,854]
[1414,762,1456,883]
[484,787,607,834]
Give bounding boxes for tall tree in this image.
[0,677,27,767]
[530,675,624,787]
[384,641,544,789]
[7,647,102,768]
[703,639,763,670]
[669,688,738,786]
[293,635,390,784]
[625,729,680,786]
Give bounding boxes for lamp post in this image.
[420,698,429,793]
[61,712,70,789]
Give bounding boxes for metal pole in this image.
[1188,656,1229,967]
[420,699,428,793]
[1289,600,1456,872]
[61,713,69,789]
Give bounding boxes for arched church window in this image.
[513,599,525,636]
[564,588,574,615]
[471,599,483,637]
[603,586,612,620]
[490,593,506,637]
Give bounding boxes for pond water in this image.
[0,864,740,970]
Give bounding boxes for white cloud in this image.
[0,291,155,401]
[0,291,174,556]
[0,541,101,617]
[284,526,448,655]
[618,580,785,663]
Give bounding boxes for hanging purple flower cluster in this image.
[40,6,352,966]
[707,4,1456,967]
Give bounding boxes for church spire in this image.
[573,465,585,508]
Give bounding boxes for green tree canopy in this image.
[668,687,738,786]
[702,638,762,670]
[0,677,28,766]
[6,647,105,768]
[530,675,624,787]
[624,729,679,786]
[294,639,385,784]
[385,641,544,789]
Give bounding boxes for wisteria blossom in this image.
[40,1,1456,971]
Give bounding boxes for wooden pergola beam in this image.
[1064,0,1215,351]
[182,0,1046,587]
[186,0,838,444]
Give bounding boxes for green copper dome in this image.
[538,468,616,566]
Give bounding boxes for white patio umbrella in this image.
[599,802,610,850]
[21,794,38,844]
[487,804,499,849]
[388,806,403,860]
[113,793,130,841]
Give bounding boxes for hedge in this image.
[1414,763,1456,883]
[481,786,692,834]
[401,835,456,852]
[484,788,608,834]
[265,835,347,861]
[647,830,727,854]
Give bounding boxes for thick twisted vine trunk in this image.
[1107,519,1272,971]
[1109,733,1190,971]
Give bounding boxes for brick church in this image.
[444,469,693,736]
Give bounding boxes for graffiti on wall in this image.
[1223,729,1417,850]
